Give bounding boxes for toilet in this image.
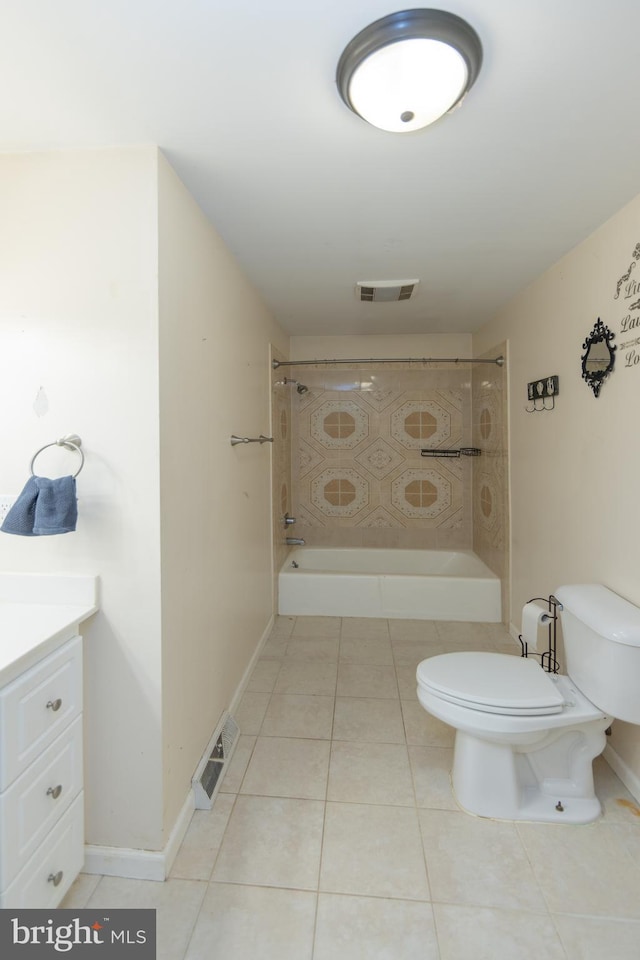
[416,584,640,823]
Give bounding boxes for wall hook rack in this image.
[525,375,559,413]
[518,595,562,673]
[525,396,556,413]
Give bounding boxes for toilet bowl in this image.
[415,584,640,824]
[417,652,611,822]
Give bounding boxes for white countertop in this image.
[0,575,98,686]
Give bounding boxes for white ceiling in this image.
[3,1,640,336]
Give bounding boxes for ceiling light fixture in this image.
[336,8,482,133]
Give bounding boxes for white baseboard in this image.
[163,790,197,876]
[83,845,165,883]
[603,743,640,804]
[229,613,275,716]
[82,615,275,882]
[83,791,195,882]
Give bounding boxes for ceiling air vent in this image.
[356,279,419,302]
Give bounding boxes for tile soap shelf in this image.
[421,448,481,458]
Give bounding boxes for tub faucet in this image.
[286,537,305,546]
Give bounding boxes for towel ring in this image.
[30,434,84,478]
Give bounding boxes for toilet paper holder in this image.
[518,595,563,673]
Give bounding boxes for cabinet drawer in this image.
[0,716,83,889]
[0,792,84,908]
[0,636,82,790]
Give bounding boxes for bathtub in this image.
[278,547,501,622]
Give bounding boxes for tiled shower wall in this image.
[271,347,293,596]
[288,363,475,549]
[472,342,509,619]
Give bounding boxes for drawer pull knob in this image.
[46,699,63,712]
[47,784,63,800]
[48,871,64,887]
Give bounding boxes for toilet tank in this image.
[555,584,640,724]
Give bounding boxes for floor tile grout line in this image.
[172,877,209,960]
[403,667,440,922]
[310,655,337,960]
[416,804,438,912]
[546,912,575,960]
[65,617,640,958]
[512,817,589,925]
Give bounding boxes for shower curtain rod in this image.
[272,355,504,369]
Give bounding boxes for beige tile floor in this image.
[63,616,640,959]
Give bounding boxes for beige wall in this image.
[157,155,288,838]
[0,148,164,848]
[0,147,289,855]
[474,191,640,782]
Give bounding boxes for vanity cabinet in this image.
[0,634,85,907]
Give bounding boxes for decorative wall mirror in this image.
[581,318,616,397]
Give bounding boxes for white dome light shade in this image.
[337,9,482,133]
[349,38,468,133]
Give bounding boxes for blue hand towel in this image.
[0,476,39,536]
[1,475,77,536]
[33,476,78,535]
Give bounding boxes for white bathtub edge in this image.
[279,550,502,622]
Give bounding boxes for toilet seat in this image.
[417,652,566,716]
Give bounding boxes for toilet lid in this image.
[417,652,566,715]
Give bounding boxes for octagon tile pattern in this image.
[474,472,498,531]
[391,468,451,519]
[310,400,369,450]
[290,371,474,545]
[311,468,369,519]
[391,401,451,450]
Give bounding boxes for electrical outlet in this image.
[527,375,559,401]
[0,497,16,523]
